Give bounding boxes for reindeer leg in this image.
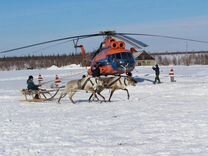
[57,93,67,104]
[97,92,106,102]
[89,92,99,102]
[88,88,99,102]
[70,97,75,104]
[123,88,130,99]
[108,89,115,102]
[69,92,76,104]
[88,93,94,101]
[90,88,105,102]
[95,93,100,101]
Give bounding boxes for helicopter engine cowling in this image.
[117,41,125,49]
[110,41,119,49]
[110,41,126,49]
[104,38,116,48]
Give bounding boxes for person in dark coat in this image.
[27,75,40,90]
[152,64,161,84]
[91,64,100,77]
[27,75,40,99]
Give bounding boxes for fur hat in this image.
[28,75,33,79]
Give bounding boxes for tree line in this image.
[152,52,208,65]
[0,54,84,71]
[0,51,208,71]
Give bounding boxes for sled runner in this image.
[21,88,60,102]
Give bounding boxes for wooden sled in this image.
[21,88,60,102]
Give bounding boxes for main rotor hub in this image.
[100,31,116,36]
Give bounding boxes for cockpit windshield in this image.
[109,52,134,60]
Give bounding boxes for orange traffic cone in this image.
[169,68,175,82]
[38,74,43,85]
[55,75,61,87]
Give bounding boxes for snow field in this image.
[0,65,208,156]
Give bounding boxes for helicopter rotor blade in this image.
[117,33,208,44]
[1,31,208,54]
[114,34,148,48]
[0,33,101,54]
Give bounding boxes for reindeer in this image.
[57,76,105,104]
[89,76,137,102]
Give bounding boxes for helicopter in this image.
[86,36,136,76]
[75,31,148,76]
[1,30,208,76]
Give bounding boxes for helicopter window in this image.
[117,54,121,59]
[121,52,128,59]
[108,55,113,60]
[108,56,113,62]
[128,53,133,59]
[120,52,133,59]
[111,54,116,59]
[109,53,133,60]
[98,58,110,67]
[109,54,117,61]
[112,53,121,59]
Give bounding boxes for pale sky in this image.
[0,0,208,56]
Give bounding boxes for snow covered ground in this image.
[0,65,208,156]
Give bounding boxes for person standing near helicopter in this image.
[152,64,161,84]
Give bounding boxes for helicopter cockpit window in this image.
[116,53,121,59]
[109,54,117,61]
[117,52,133,60]
[111,54,116,59]
[109,52,133,61]
[121,52,128,59]
[109,55,114,60]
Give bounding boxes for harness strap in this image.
[118,79,122,85]
[107,76,121,87]
[81,77,90,89]
[81,77,98,89]
[124,78,128,86]
[89,79,94,86]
